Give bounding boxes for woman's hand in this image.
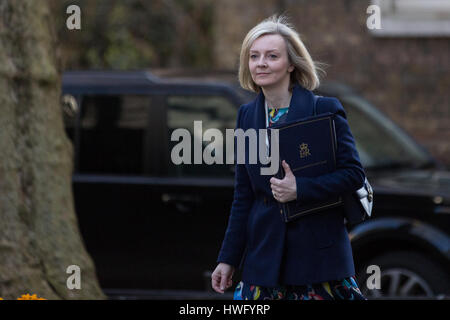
[211,263,235,294]
[270,160,297,203]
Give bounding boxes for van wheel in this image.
[356,251,449,299]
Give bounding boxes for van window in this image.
[78,95,150,175]
[167,95,237,177]
[342,98,431,169]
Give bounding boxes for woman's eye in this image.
[270,55,277,58]
[250,55,257,59]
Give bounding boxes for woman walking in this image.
[211,14,367,300]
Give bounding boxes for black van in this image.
[62,70,449,299]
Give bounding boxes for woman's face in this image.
[248,33,294,90]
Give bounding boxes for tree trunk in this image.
[0,0,105,299]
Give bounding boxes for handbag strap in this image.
[312,93,339,157]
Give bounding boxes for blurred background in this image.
[0,0,449,300]
[54,0,449,165]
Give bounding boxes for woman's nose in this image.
[257,57,267,67]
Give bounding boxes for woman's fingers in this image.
[270,184,278,191]
[211,271,224,293]
[220,272,229,292]
[270,184,283,193]
[211,264,234,294]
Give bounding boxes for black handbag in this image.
[313,94,373,225]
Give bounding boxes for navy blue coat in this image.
[217,83,365,287]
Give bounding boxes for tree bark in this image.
[0,0,105,299]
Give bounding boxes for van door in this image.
[150,93,238,291]
[71,94,158,289]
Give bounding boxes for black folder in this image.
[268,112,343,222]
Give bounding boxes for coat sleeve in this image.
[216,104,255,268]
[295,97,365,204]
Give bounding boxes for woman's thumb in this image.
[283,160,293,176]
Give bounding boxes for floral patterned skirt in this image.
[233,276,366,300]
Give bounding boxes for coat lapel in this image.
[286,83,315,122]
[251,83,315,129]
[253,89,266,130]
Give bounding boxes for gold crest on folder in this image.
[299,143,311,159]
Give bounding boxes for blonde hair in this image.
[238,14,326,92]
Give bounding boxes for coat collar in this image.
[253,82,315,130]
